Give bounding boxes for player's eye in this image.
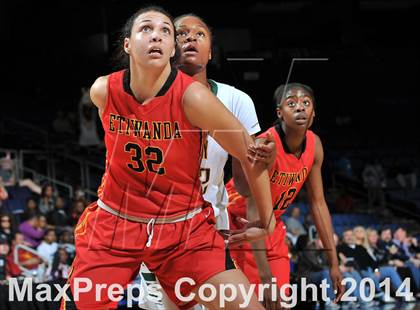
[162,27,171,35]
[303,100,311,106]
[141,25,152,33]
[197,31,205,38]
[287,101,296,107]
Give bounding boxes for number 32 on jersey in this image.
[124,142,165,175]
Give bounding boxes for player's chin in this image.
[146,57,171,67]
[178,56,202,67]
[294,119,310,129]
[176,61,204,75]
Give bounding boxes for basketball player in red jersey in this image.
[62,6,275,310]
[227,83,345,308]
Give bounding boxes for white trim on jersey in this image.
[200,80,260,230]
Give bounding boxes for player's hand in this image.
[228,227,269,247]
[247,131,276,167]
[330,265,345,303]
[262,293,283,310]
[259,274,282,310]
[228,217,268,246]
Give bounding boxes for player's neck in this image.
[129,63,171,102]
[192,70,209,89]
[282,124,306,155]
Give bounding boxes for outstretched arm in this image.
[305,135,344,302]
[183,81,275,235]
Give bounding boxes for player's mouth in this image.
[182,43,199,56]
[295,113,308,124]
[148,47,163,57]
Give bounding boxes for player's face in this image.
[277,87,315,130]
[175,16,211,73]
[124,11,175,68]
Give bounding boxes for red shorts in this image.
[62,202,227,310]
[228,200,290,296]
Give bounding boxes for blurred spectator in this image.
[0,156,41,223]
[50,247,72,281]
[59,230,75,256]
[303,213,316,241]
[353,226,368,247]
[394,158,417,190]
[285,207,306,240]
[368,228,419,296]
[379,227,410,261]
[22,197,39,221]
[331,233,369,306]
[393,228,419,262]
[70,199,86,226]
[49,196,70,229]
[74,185,86,201]
[78,87,100,147]
[355,227,411,299]
[0,234,9,281]
[362,158,386,210]
[37,229,58,266]
[338,229,370,271]
[38,184,56,214]
[18,214,47,248]
[392,227,420,288]
[6,232,42,277]
[379,227,393,245]
[0,155,14,188]
[337,228,394,302]
[52,110,74,137]
[0,182,8,207]
[295,235,337,303]
[381,227,420,292]
[406,234,420,259]
[0,213,15,245]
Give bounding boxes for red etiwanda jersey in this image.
[97,68,206,219]
[227,125,316,218]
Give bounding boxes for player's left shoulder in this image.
[309,132,324,163]
[306,130,321,146]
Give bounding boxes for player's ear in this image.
[276,107,283,120]
[124,38,130,54]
